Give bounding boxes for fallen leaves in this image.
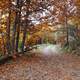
[0,53,80,80]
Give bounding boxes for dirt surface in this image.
[0,53,80,80]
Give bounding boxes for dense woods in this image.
[0,0,80,56]
[0,0,80,80]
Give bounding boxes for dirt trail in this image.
[31,44,62,55]
[0,53,80,80]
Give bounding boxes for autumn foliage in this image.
[0,0,80,56]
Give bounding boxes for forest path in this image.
[30,44,62,56]
[0,52,80,80]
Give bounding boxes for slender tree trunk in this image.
[15,23,20,52]
[76,23,79,39]
[6,0,11,54]
[15,0,22,52]
[12,13,18,53]
[12,0,19,53]
[21,1,30,53]
[64,3,69,45]
[21,23,27,53]
[1,34,6,55]
[65,16,69,45]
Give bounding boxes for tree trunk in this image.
[65,16,69,45]
[12,13,18,53]
[15,24,20,52]
[6,0,11,54]
[1,34,6,55]
[21,1,30,53]
[12,0,19,53]
[21,23,27,53]
[15,0,22,52]
[64,3,69,45]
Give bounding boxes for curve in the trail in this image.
[31,44,62,56]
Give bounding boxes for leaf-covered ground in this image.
[0,53,80,80]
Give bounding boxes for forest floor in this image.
[0,52,80,80]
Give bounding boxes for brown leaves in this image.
[0,53,80,80]
[0,0,9,10]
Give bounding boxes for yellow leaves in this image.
[0,23,6,33]
[69,16,80,25]
[27,34,31,40]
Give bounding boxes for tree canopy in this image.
[0,0,80,55]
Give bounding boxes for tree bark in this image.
[6,0,11,54]
[21,1,30,53]
[21,23,27,53]
[64,3,69,45]
[15,0,22,52]
[12,0,20,53]
[65,16,69,45]
[12,13,18,53]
